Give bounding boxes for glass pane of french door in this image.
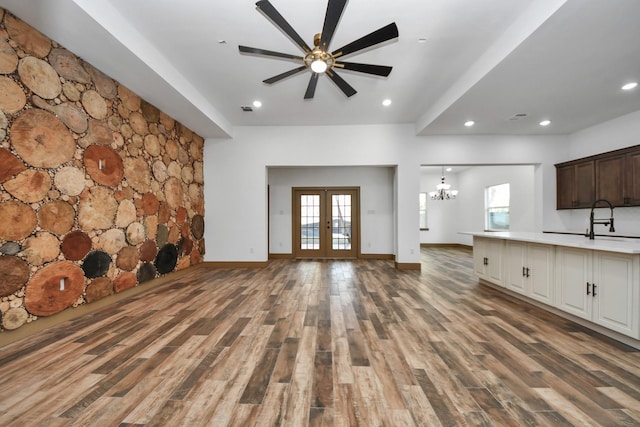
[331,193,351,250]
[300,194,320,250]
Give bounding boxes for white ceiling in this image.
[1,0,639,139]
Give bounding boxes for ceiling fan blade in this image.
[256,0,311,53]
[319,0,348,51]
[326,69,357,97]
[304,73,320,99]
[332,22,398,58]
[263,66,308,84]
[335,61,392,77]
[239,45,303,62]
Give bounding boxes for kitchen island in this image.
[464,231,640,348]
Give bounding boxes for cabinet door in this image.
[625,150,640,205]
[528,243,554,305]
[592,252,639,338]
[596,155,625,206]
[575,161,595,208]
[555,247,592,320]
[486,239,504,285]
[556,164,575,209]
[505,241,527,295]
[473,237,488,277]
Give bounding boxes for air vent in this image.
[241,106,253,112]
[508,113,528,121]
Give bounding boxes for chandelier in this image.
[429,167,458,200]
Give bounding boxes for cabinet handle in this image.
[526,267,530,278]
[484,257,488,266]
[586,282,591,295]
[592,283,597,297]
[522,266,526,277]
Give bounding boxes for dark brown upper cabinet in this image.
[556,145,640,209]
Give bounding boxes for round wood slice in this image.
[181,166,194,185]
[190,248,203,265]
[0,147,26,183]
[39,200,75,235]
[144,215,158,240]
[144,134,160,157]
[198,239,205,256]
[0,38,19,74]
[78,186,117,231]
[123,157,151,193]
[0,76,27,113]
[31,95,88,134]
[165,139,179,160]
[141,99,160,123]
[126,222,145,245]
[160,111,175,131]
[83,62,117,99]
[48,48,91,83]
[2,307,29,330]
[0,242,22,256]
[5,13,52,58]
[114,271,137,293]
[139,239,157,262]
[179,237,193,256]
[129,111,148,136]
[181,222,190,239]
[85,277,113,303]
[137,262,157,284]
[18,57,61,99]
[164,177,183,209]
[193,161,204,184]
[178,123,193,142]
[167,161,181,178]
[0,201,37,241]
[83,145,124,187]
[118,84,141,112]
[81,90,108,120]
[176,256,190,271]
[115,199,137,228]
[175,207,187,225]
[62,81,81,102]
[178,147,189,165]
[167,224,180,244]
[61,230,92,261]
[0,256,30,297]
[82,119,114,146]
[54,166,85,196]
[10,109,75,168]
[82,251,111,279]
[152,160,168,182]
[155,244,178,275]
[142,192,159,215]
[116,246,139,271]
[3,169,51,203]
[156,224,169,248]
[24,261,84,317]
[23,231,60,265]
[96,228,126,255]
[192,214,205,239]
[158,202,171,224]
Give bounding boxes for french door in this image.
[293,187,359,259]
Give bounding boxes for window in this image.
[419,192,428,230]
[486,183,510,230]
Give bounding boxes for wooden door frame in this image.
[292,186,360,259]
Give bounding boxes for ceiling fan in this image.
[238,0,398,99]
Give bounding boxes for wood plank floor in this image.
[1,246,640,426]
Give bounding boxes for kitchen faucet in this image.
[586,199,615,240]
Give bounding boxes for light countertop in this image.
[462,231,640,254]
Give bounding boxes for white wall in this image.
[268,166,395,255]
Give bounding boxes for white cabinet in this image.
[473,237,504,286]
[505,241,554,305]
[556,247,639,338]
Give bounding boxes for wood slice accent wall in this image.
[0,9,205,331]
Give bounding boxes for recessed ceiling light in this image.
[418,37,428,44]
[253,100,262,108]
[445,167,452,172]
[622,82,638,91]
[382,99,392,106]
[464,120,474,127]
[539,120,551,126]
[218,40,227,44]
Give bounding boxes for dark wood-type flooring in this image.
[1,247,639,426]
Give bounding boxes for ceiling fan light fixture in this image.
[311,59,328,73]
